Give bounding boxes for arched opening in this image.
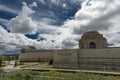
[89,42,96,49]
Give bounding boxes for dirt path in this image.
[3,61,15,69]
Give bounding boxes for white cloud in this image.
[62,0,120,47]
[8,2,37,34]
[29,2,37,7]
[0,24,63,54]
[2,0,120,51]
[36,17,80,49]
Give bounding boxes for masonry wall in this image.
[53,48,120,70]
[19,50,55,62]
[53,49,78,68]
[78,48,120,70]
[19,49,78,68]
[19,48,120,70]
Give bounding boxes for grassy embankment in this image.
[0,70,120,80]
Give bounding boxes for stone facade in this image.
[19,50,54,62]
[77,48,120,70]
[19,31,120,70]
[79,31,107,49]
[53,49,78,68]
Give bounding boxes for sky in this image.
[0,0,120,54]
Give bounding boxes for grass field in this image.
[0,70,120,80]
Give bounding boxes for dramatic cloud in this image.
[0,24,63,54]
[62,38,78,48]
[1,0,120,53]
[63,0,120,34]
[0,25,39,53]
[8,2,37,34]
[62,0,120,47]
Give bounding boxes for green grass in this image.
[43,65,53,69]
[18,62,38,68]
[0,70,120,80]
[18,63,30,68]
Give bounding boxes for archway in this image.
[89,42,96,49]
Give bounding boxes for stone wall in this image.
[19,50,55,62]
[19,47,120,70]
[79,31,107,49]
[53,48,120,70]
[78,48,120,70]
[53,49,78,68]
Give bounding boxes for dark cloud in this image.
[62,38,78,48]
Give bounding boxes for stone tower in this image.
[79,31,107,49]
